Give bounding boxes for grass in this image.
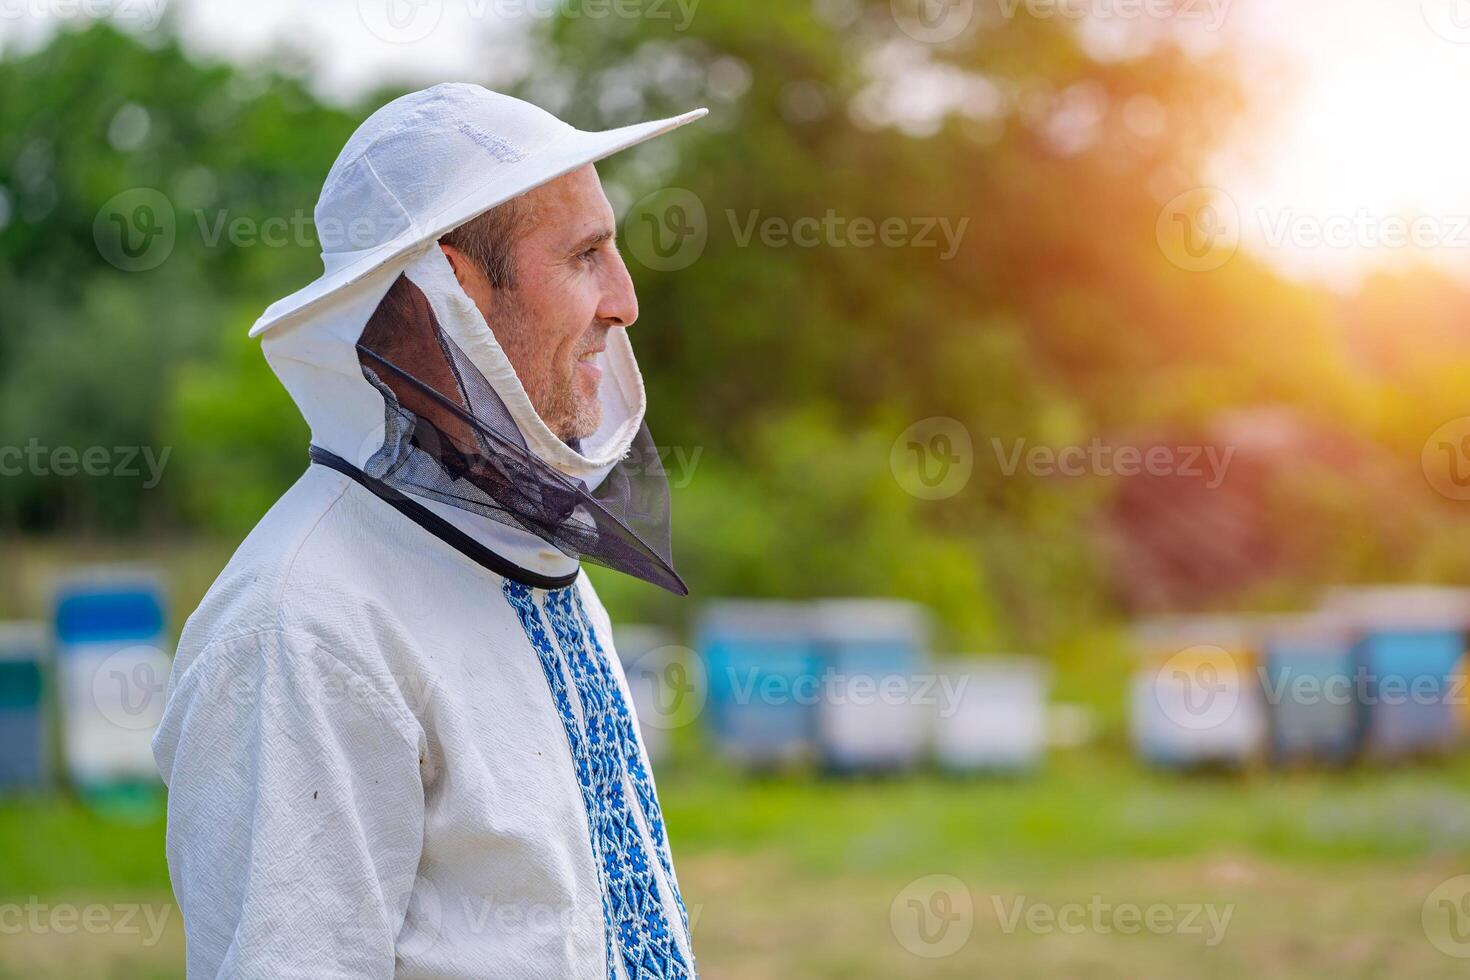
[4,536,1470,975]
[5,750,1470,978]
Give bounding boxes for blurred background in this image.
[6,0,1470,975]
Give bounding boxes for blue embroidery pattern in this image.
[501,580,617,979]
[503,580,694,980]
[566,588,691,937]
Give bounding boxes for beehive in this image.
[932,655,1048,773]
[0,623,47,792]
[1129,615,1268,768]
[696,601,819,768]
[809,600,929,774]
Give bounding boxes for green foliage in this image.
[5,12,1470,651]
[0,22,354,531]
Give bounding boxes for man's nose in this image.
[599,247,639,328]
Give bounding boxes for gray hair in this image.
[440,195,531,290]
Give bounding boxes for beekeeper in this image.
[152,83,706,979]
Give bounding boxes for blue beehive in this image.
[53,572,171,805]
[1260,614,1360,766]
[0,624,48,792]
[1321,587,1470,761]
[809,600,929,773]
[697,601,819,769]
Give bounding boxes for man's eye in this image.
[578,246,599,262]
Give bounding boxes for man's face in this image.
[441,164,638,442]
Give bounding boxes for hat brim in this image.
[248,107,708,338]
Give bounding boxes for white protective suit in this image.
[152,85,701,980]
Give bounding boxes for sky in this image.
[4,0,1470,285]
[0,0,532,101]
[1216,0,1470,285]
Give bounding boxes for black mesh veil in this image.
[353,273,686,595]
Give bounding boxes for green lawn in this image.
[6,751,1470,978]
[4,537,1469,976]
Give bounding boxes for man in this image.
[152,83,706,979]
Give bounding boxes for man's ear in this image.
[438,240,498,317]
[439,242,475,288]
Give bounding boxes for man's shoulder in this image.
[175,465,396,670]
